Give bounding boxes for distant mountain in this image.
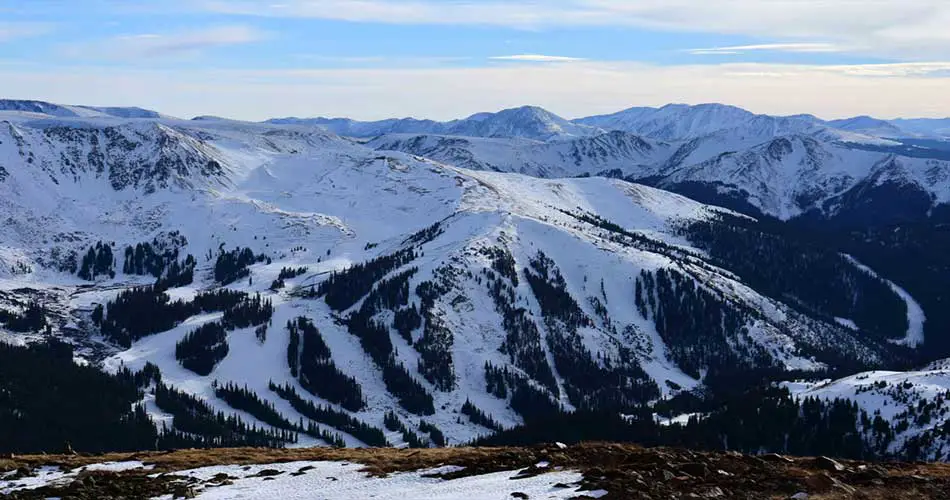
[645,134,950,221]
[370,129,670,178]
[574,103,821,142]
[826,116,905,137]
[890,118,950,138]
[0,99,167,120]
[449,105,600,141]
[269,105,601,141]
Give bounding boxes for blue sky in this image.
[2,0,950,120]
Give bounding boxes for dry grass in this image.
[3,443,950,499]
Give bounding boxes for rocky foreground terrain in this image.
[2,443,949,499]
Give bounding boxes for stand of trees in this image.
[286,317,366,411]
[383,410,428,448]
[314,248,416,311]
[155,383,293,448]
[483,361,562,423]
[684,214,908,341]
[121,233,196,287]
[482,250,559,397]
[77,233,195,286]
[336,266,436,415]
[461,399,504,432]
[635,267,771,381]
[99,287,272,348]
[215,382,296,431]
[525,251,659,412]
[0,340,158,454]
[383,358,435,416]
[269,382,389,447]
[215,247,270,285]
[393,304,422,344]
[473,385,892,461]
[419,420,446,446]
[221,293,273,330]
[271,266,308,290]
[0,301,48,332]
[175,322,229,376]
[78,241,115,280]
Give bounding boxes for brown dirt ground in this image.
[3,443,950,499]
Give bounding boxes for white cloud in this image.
[63,25,266,60]
[0,22,53,42]
[689,43,841,55]
[189,0,950,59]
[490,54,586,62]
[4,60,950,121]
[193,0,611,29]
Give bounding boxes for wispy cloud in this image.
[688,43,842,55]
[64,25,266,60]
[187,0,950,60]
[193,0,604,29]
[490,54,585,62]
[724,61,950,78]
[0,22,53,42]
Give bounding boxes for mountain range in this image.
[2,99,950,461]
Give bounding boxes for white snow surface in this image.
[0,461,151,494]
[150,461,589,500]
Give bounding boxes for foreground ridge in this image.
[3,443,950,499]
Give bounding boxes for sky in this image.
[2,0,950,121]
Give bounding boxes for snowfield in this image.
[0,461,152,494]
[152,462,592,500]
[0,460,595,499]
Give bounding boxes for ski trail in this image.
[842,254,925,348]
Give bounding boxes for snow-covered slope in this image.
[786,364,950,461]
[652,135,950,219]
[0,109,908,449]
[574,103,820,142]
[369,130,672,178]
[451,106,601,141]
[0,99,168,120]
[826,116,905,138]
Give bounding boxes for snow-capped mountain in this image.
[368,126,950,223]
[0,104,919,451]
[266,116,448,138]
[369,130,671,178]
[450,105,600,141]
[649,134,950,220]
[574,103,822,142]
[826,116,905,138]
[268,105,601,141]
[0,99,168,120]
